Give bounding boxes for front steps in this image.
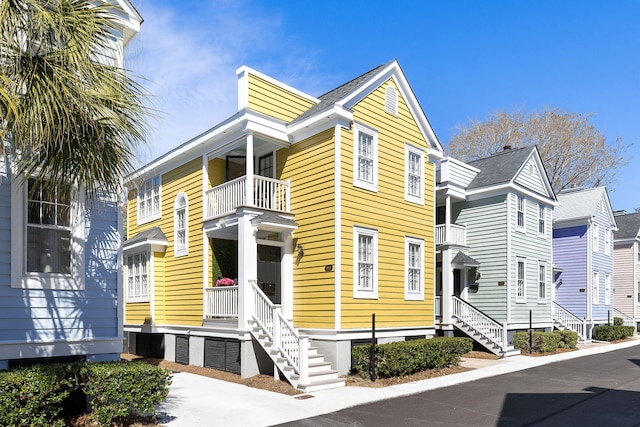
[453,319,519,357]
[249,320,345,392]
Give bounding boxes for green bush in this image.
[513,331,560,353]
[0,361,172,427]
[0,364,75,427]
[553,330,579,349]
[351,337,473,379]
[613,317,624,326]
[592,325,635,342]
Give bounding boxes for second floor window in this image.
[538,205,545,236]
[353,123,378,192]
[593,223,600,253]
[174,193,188,256]
[517,196,525,230]
[138,176,161,223]
[604,229,611,256]
[405,144,424,203]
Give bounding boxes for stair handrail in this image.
[552,301,586,340]
[451,296,506,351]
[613,308,636,329]
[251,282,307,380]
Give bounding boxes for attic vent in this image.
[385,85,398,116]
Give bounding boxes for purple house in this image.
[552,187,617,339]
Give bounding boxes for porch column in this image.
[282,231,294,320]
[441,248,454,329]
[245,132,254,207]
[238,212,257,329]
[445,194,451,243]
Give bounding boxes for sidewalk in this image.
[156,338,640,427]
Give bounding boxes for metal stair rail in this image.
[613,308,636,330]
[552,301,586,341]
[250,282,309,385]
[451,296,508,353]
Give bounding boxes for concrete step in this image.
[298,377,346,393]
[308,361,333,374]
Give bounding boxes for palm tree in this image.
[0,0,149,197]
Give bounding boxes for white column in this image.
[237,212,257,329]
[282,231,294,320]
[441,248,453,327]
[245,133,254,207]
[445,195,451,243]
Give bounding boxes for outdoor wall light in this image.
[297,244,304,256]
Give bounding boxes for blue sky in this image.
[128,0,639,212]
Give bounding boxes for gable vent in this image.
[385,85,398,116]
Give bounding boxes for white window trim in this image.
[404,143,424,205]
[174,192,188,257]
[593,271,600,304]
[353,226,378,299]
[404,236,424,301]
[352,122,378,192]
[604,228,611,256]
[516,257,526,303]
[11,177,85,290]
[125,250,150,303]
[605,273,611,305]
[537,205,546,238]
[538,261,547,303]
[516,195,526,233]
[137,176,161,225]
[592,223,599,253]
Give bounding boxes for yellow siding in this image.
[125,301,151,325]
[208,157,226,187]
[247,74,316,122]
[340,78,435,329]
[278,129,336,329]
[153,252,166,323]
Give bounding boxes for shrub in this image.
[0,363,75,427]
[513,331,560,353]
[553,330,579,349]
[613,317,624,326]
[0,361,172,427]
[351,336,472,379]
[592,325,635,342]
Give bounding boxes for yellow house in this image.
[123,60,444,391]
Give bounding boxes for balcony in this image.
[435,223,467,246]
[204,175,290,220]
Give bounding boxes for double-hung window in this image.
[137,176,161,224]
[174,193,188,256]
[516,196,525,231]
[11,177,85,290]
[538,262,547,302]
[604,229,611,256]
[605,274,611,305]
[538,205,546,236]
[354,226,378,299]
[126,252,149,302]
[516,257,526,302]
[405,237,424,300]
[405,144,424,204]
[593,271,600,304]
[353,123,378,192]
[592,223,600,253]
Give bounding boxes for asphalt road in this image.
[277,345,640,427]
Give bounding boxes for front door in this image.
[257,244,281,304]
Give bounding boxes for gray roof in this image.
[124,227,168,247]
[613,212,640,240]
[290,61,394,125]
[466,146,534,190]
[554,187,609,223]
[452,251,480,267]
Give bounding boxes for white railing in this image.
[204,175,290,219]
[435,295,442,317]
[552,301,586,341]
[613,308,636,329]
[204,286,239,318]
[251,282,309,383]
[435,224,467,246]
[452,296,507,351]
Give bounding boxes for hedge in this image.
[554,330,579,349]
[0,361,172,427]
[351,336,473,379]
[592,325,635,342]
[513,331,560,353]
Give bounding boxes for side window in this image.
[593,223,600,253]
[516,196,525,231]
[354,226,378,299]
[126,252,149,302]
[353,122,378,192]
[538,205,546,237]
[405,237,424,300]
[174,193,188,257]
[516,257,526,302]
[138,176,161,224]
[405,144,424,204]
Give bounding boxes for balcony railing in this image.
[435,224,467,246]
[204,285,239,318]
[204,175,290,220]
